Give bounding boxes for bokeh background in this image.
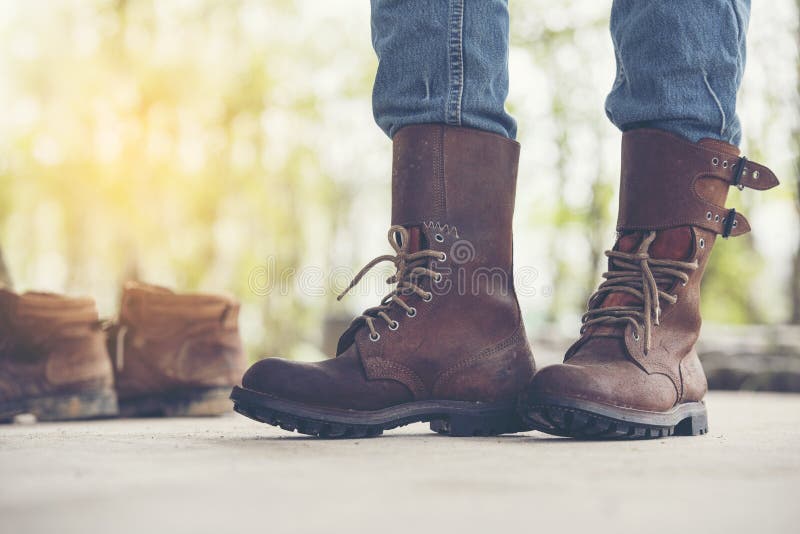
[0,0,798,383]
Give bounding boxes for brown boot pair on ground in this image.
[231,124,779,440]
[0,282,246,422]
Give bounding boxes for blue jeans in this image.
[371,0,750,145]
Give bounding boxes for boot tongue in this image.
[403,226,423,253]
[600,227,694,309]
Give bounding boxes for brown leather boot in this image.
[0,289,117,422]
[106,282,246,417]
[232,124,536,437]
[521,129,779,439]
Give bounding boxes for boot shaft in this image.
[614,129,779,347]
[568,129,778,396]
[391,124,520,274]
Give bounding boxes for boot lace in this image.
[337,225,445,341]
[581,231,698,353]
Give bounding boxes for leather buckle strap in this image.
[616,129,780,239]
[714,154,778,191]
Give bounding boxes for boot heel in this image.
[675,410,708,436]
[430,411,529,437]
[675,402,708,436]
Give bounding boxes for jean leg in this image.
[605,0,751,145]
[371,0,516,139]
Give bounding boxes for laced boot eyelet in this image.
[433,273,443,283]
[388,321,399,331]
[699,238,705,249]
[438,253,447,262]
[422,293,433,302]
[406,307,417,318]
[369,332,381,342]
[632,331,640,341]
[434,233,445,243]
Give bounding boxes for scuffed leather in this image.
[679,350,708,403]
[241,346,414,411]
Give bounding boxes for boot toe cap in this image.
[526,361,678,412]
[241,357,307,399]
[240,353,414,410]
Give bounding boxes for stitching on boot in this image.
[431,326,526,394]
[422,221,459,238]
[365,357,428,399]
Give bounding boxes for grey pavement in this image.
[1,391,799,534]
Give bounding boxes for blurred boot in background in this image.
[106,282,246,417]
[0,289,117,422]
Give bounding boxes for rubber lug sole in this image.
[521,394,708,440]
[230,386,532,438]
[0,388,118,423]
[119,386,233,417]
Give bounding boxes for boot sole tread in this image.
[230,386,531,438]
[521,395,708,440]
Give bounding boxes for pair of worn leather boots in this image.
[0,282,246,422]
[232,124,778,439]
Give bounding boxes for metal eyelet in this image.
[438,253,447,262]
[433,273,443,283]
[732,220,738,227]
[706,211,713,220]
[434,233,445,243]
[406,307,417,318]
[722,160,729,168]
[711,157,719,166]
[632,331,640,341]
[388,321,399,331]
[369,332,380,342]
[422,293,433,302]
[714,214,720,222]
[752,170,759,180]
[699,238,705,249]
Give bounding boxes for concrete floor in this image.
[1,391,799,534]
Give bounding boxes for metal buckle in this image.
[722,208,737,239]
[732,156,748,191]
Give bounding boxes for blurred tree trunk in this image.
[0,247,11,289]
[791,0,800,324]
